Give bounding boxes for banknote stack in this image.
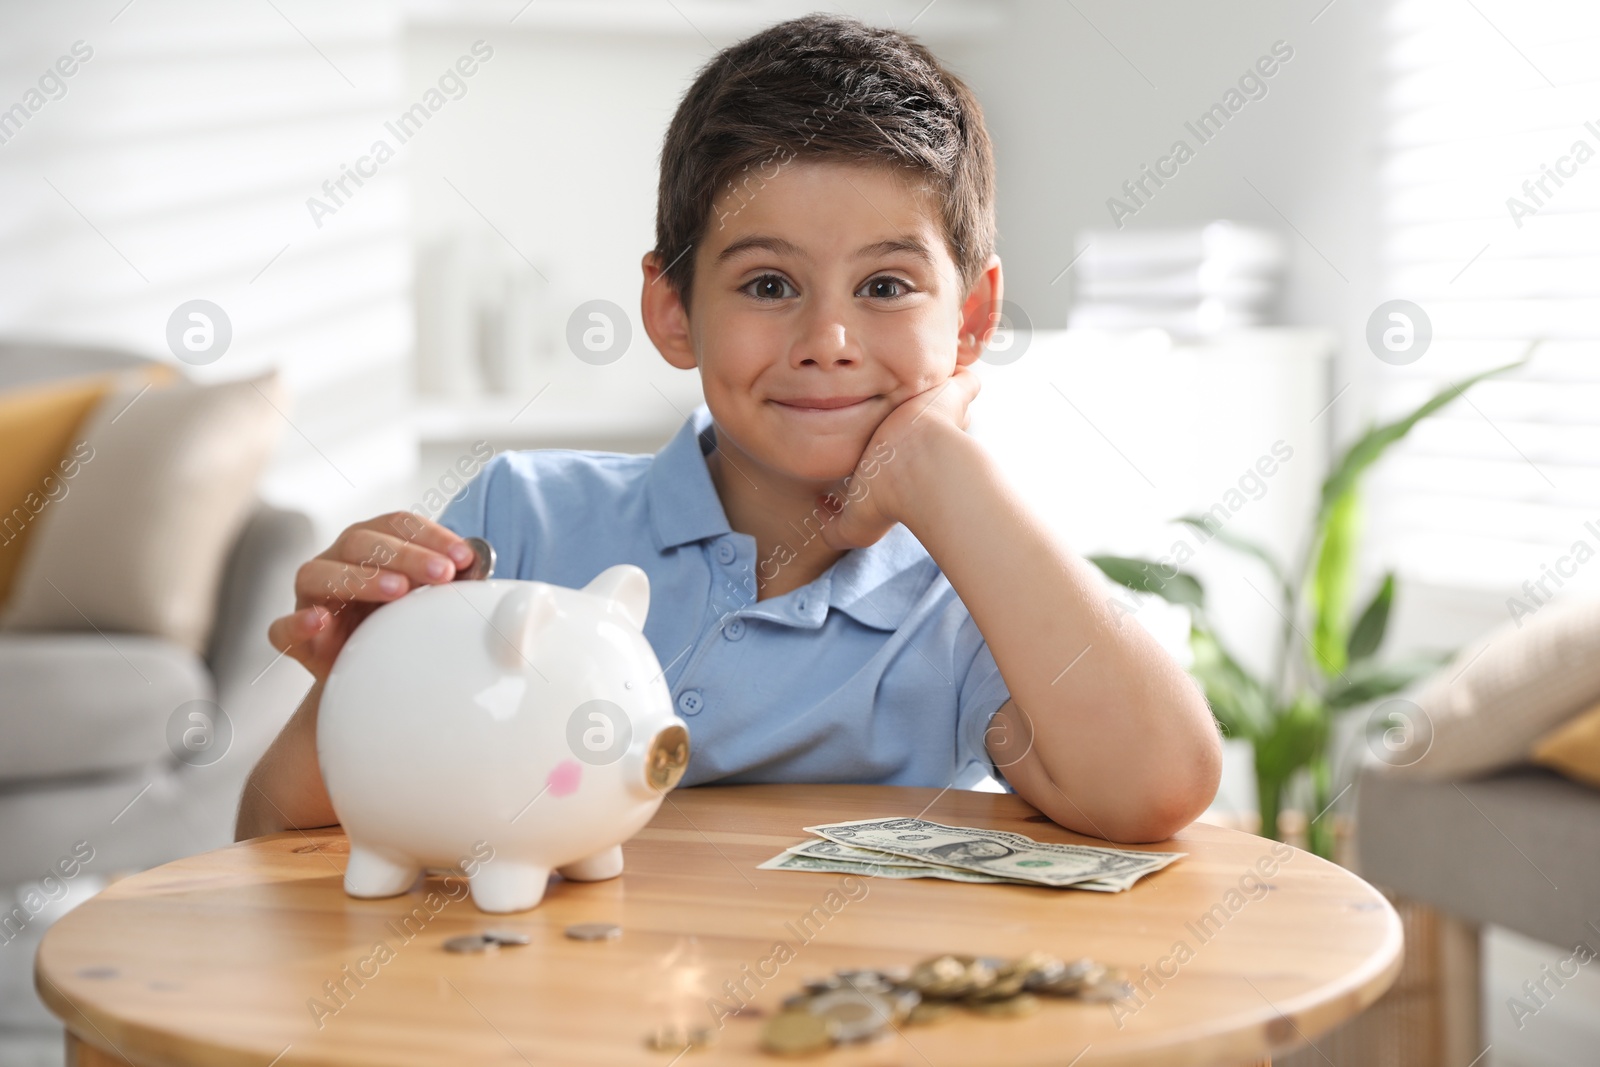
[760,954,1134,1055]
[757,817,1184,891]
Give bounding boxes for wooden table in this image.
[37,785,1401,1066]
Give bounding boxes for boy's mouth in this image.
[769,395,878,413]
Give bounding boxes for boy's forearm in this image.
[896,425,1222,839]
[234,679,340,841]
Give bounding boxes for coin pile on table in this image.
[759,952,1133,1056]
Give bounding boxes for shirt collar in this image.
[820,521,933,631]
[647,404,933,632]
[647,403,732,551]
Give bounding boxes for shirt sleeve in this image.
[955,616,1016,793]
[436,452,500,544]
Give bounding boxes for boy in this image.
[236,15,1220,844]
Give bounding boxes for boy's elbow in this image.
[1120,787,1211,842]
[1123,729,1225,843]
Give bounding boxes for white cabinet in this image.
[969,326,1333,676]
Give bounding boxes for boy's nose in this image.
[791,320,857,367]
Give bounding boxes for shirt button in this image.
[676,689,704,715]
[724,618,745,641]
[715,540,736,565]
[796,596,807,612]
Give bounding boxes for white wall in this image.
[0,0,417,539]
[960,0,1383,411]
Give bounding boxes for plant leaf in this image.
[1325,651,1450,709]
[1316,361,1521,525]
[1252,693,1327,785]
[1309,489,1361,679]
[1175,515,1291,599]
[1347,572,1395,663]
[1188,625,1272,742]
[1088,555,1205,608]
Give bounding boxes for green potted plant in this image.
[1091,362,1519,860]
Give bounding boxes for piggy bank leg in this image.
[468,862,552,913]
[344,843,421,898]
[557,844,624,882]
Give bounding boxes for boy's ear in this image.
[641,251,697,371]
[956,253,1004,368]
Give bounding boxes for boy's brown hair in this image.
[654,14,995,306]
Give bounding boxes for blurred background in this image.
[2,1,1597,1064]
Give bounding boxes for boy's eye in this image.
[742,274,796,300]
[858,275,912,300]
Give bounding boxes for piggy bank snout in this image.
[642,722,690,793]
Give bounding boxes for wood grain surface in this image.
[37,784,1400,1066]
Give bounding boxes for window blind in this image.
[1369,0,1600,602]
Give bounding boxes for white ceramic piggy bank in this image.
[317,564,690,913]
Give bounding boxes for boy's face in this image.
[647,160,993,487]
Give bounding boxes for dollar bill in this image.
[784,838,943,868]
[757,850,1035,884]
[801,817,1183,889]
[779,837,1132,892]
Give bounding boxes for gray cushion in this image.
[1356,764,1600,951]
[0,633,210,781]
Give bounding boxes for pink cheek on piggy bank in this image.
[546,759,582,797]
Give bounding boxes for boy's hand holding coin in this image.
[266,513,480,684]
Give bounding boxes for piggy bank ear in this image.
[583,564,650,631]
[488,584,560,670]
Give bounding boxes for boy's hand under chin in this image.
[813,362,982,551]
[809,353,1220,843]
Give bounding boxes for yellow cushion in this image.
[0,370,283,655]
[0,366,176,606]
[1531,699,1600,790]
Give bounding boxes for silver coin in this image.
[564,922,622,941]
[457,536,496,581]
[480,929,530,946]
[836,969,895,994]
[805,988,893,1043]
[1076,973,1136,1003]
[884,984,922,1021]
[443,934,497,953]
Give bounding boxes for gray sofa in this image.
[0,343,314,994]
[1357,764,1600,956]
[1354,762,1600,1062]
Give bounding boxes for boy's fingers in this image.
[947,363,982,404]
[329,527,459,585]
[265,614,296,655]
[295,558,413,607]
[267,606,328,659]
[923,366,980,430]
[369,511,477,568]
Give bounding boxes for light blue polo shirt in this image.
[437,403,1012,793]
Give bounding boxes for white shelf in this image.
[413,396,683,444]
[412,363,707,451]
[402,0,1011,40]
